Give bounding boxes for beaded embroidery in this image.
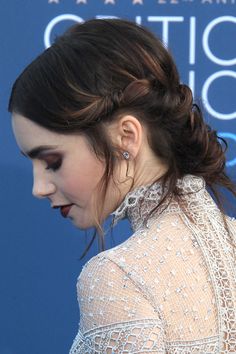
[69,174,236,353]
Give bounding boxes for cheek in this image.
[61,156,105,200]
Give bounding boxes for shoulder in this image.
[77,226,148,292]
[79,212,186,282]
[77,244,128,287]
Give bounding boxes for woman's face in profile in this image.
[12,113,109,229]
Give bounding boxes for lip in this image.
[60,204,74,218]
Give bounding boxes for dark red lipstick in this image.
[60,204,73,218]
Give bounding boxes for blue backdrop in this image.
[1,1,236,353]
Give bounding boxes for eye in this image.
[45,158,62,171]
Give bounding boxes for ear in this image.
[109,115,143,159]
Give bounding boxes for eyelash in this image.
[45,159,62,171]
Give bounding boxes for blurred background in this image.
[0,1,236,353]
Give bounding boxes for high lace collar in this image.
[111,174,206,231]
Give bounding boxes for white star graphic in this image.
[76,0,87,3]
[48,0,59,3]
[104,0,115,4]
[132,0,143,4]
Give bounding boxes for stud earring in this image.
[122,151,130,160]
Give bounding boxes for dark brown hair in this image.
[8,19,236,257]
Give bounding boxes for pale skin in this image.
[12,113,168,229]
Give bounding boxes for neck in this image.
[132,154,168,190]
[112,174,206,231]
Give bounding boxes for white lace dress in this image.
[69,174,236,353]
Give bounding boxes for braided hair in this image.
[9,19,236,257]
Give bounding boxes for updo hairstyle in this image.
[8,19,236,256]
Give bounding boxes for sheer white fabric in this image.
[69,174,236,353]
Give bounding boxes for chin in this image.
[70,217,96,230]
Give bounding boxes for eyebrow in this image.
[21,145,59,159]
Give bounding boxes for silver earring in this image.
[122,151,130,160]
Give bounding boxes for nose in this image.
[32,168,56,199]
[32,180,56,199]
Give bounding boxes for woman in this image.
[9,19,236,353]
